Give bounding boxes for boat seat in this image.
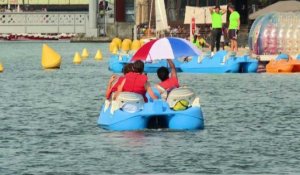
[118,54,130,62]
[222,51,236,63]
[115,92,144,113]
[167,87,196,110]
[198,51,211,63]
[276,53,289,60]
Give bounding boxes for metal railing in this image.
[0,12,88,34]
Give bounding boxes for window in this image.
[178,0,188,20]
[125,0,134,22]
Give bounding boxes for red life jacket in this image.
[106,76,125,99]
[159,77,179,91]
[122,72,148,101]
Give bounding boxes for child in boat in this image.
[105,63,134,100]
[114,60,157,102]
[154,59,179,99]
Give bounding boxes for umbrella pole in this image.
[148,0,154,37]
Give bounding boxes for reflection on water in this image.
[1,42,300,174]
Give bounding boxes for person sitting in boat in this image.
[153,59,179,99]
[192,34,211,50]
[113,60,157,102]
[105,63,134,100]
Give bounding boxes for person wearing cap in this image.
[209,5,226,53]
[228,4,240,52]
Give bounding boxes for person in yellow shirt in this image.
[192,34,210,49]
[228,4,240,52]
[209,5,226,53]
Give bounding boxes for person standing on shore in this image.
[209,5,226,54]
[228,4,240,52]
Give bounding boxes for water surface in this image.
[1,42,300,174]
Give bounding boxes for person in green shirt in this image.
[192,34,210,50]
[228,4,240,52]
[209,5,226,53]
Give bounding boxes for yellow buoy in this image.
[109,42,117,53]
[41,44,61,69]
[121,40,131,53]
[112,46,118,54]
[0,63,4,73]
[73,52,82,64]
[131,40,141,51]
[140,39,144,45]
[81,48,89,59]
[94,49,103,60]
[112,37,122,49]
[123,38,132,45]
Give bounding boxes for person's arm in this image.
[209,7,214,14]
[220,8,227,15]
[167,59,177,78]
[237,17,240,30]
[105,75,118,99]
[112,78,126,100]
[145,82,158,100]
[205,41,211,48]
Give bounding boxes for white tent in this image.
[249,0,300,20]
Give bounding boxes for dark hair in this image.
[123,63,134,74]
[215,5,220,9]
[228,4,235,10]
[157,66,169,81]
[133,60,144,73]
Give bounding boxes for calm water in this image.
[1,42,300,175]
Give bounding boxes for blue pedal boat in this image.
[97,88,204,131]
[108,54,182,73]
[236,54,259,73]
[179,50,258,73]
[180,50,240,73]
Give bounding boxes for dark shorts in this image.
[228,29,238,40]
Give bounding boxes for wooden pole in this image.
[148,0,154,37]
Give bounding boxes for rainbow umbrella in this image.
[131,37,201,62]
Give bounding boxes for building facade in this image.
[0,0,293,39]
[132,0,248,27]
[1,0,293,23]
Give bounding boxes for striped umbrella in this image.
[131,37,201,62]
